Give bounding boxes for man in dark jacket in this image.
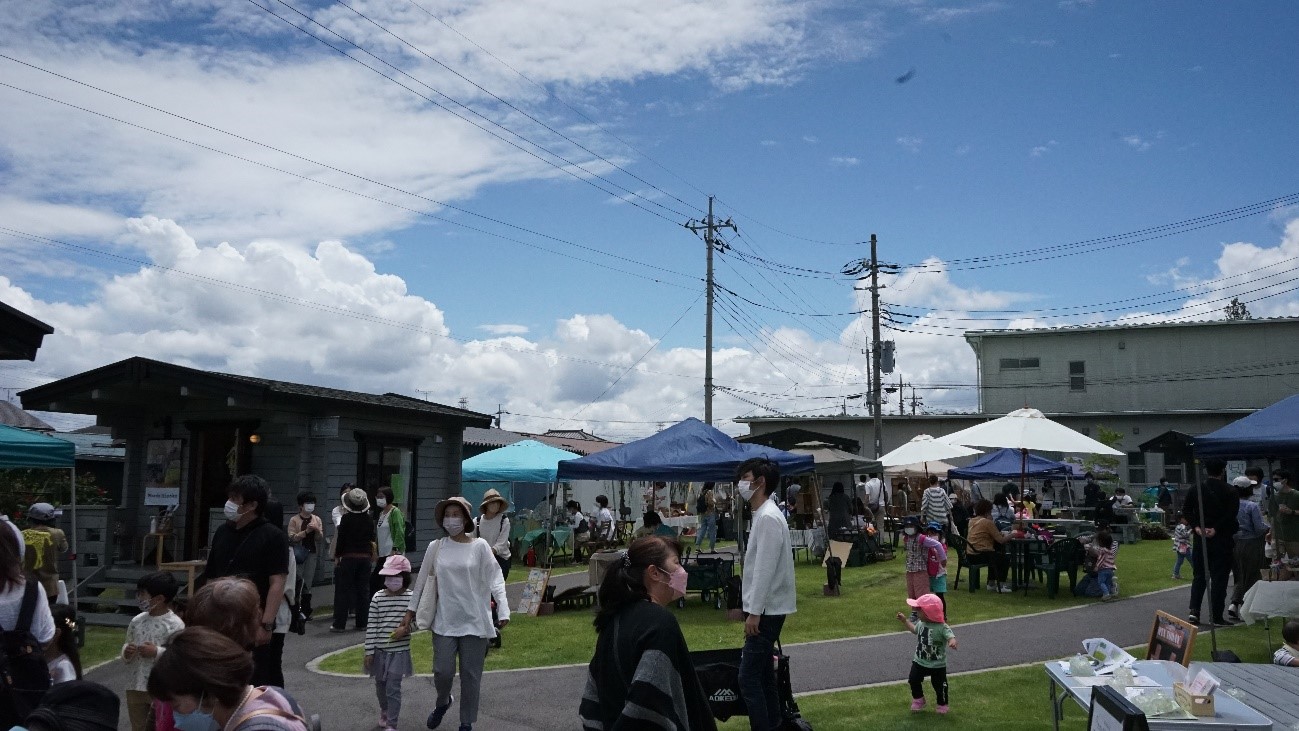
[197,474,290,687]
[1183,459,1240,626]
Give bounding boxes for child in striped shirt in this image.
[366,554,415,731]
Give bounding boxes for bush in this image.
[0,469,111,519]
[1140,523,1170,540]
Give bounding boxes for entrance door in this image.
[186,424,253,559]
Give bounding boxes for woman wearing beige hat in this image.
[331,487,376,633]
[473,490,512,581]
[394,496,509,731]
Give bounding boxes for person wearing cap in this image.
[365,554,414,731]
[195,474,290,688]
[473,489,511,581]
[895,593,958,714]
[21,502,68,602]
[330,487,377,634]
[1228,475,1268,622]
[923,522,949,614]
[20,679,120,731]
[394,496,509,731]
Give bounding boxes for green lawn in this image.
[83,626,127,669]
[318,538,1181,674]
[723,620,1281,730]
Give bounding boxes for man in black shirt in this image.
[1184,459,1240,626]
[197,473,290,686]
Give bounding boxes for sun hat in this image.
[379,554,412,575]
[28,502,57,522]
[434,496,474,525]
[479,488,509,514]
[342,488,370,513]
[906,593,945,624]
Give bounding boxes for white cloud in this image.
[913,2,1005,23]
[479,323,530,336]
[829,156,859,167]
[760,139,779,147]
[1029,39,1057,48]
[1030,140,1058,157]
[1121,134,1152,152]
[1159,218,1299,321]
[896,135,924,153]
[1109,52,1123,59]
[802,135,820,144]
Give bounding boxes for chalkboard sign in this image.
[1089,684,1150,731]
[1146,610,1197,666]
[518,567,552,617]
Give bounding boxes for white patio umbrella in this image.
[880,434,982,468]
[938,407,1122,491]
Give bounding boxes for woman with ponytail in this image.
[578,536,715,731]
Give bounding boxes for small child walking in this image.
[923,522,949,615]
[365,554,415,731]
[896,593,957,714]
[1081,528,1120,602]
[122,571,185,731]
[1172,513,1191,579]
[45,604,81,684]
[902,517,932,607]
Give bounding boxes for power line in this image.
[0,79,697,288]
[713,292,847,381]
[247,0,693,226]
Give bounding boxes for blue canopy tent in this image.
[461,440,580,510]
[1193,394,1299,458]
[556,418,815,482]
[947,447,1072,479]
[0,424,78,604]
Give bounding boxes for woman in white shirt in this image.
[395,497,509,731]
[594,495,616,542]
[473,490,512,581]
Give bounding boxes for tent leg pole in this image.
[70,465,78,608]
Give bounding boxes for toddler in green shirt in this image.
[896,592,958,714]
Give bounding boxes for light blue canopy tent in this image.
[0,424,78,604]
[461,439,580,512]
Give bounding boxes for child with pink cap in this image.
[896,593,958,714]
[365,554,414,731]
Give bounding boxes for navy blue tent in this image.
[1193,394,1299,458]
[947,447,1071,480]
[556,418,815,481]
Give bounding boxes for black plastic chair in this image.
[1036,538,1085,598]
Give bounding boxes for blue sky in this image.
[1,0,1297,437]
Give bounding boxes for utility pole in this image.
[685,196,735,426]
[844,234,897,458]
[494,404,505,429]
[909,386,923,416]
[898,376,905,415]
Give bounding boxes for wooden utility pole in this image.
[685,196,735,426]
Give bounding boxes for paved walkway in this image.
[88,580,1192,730]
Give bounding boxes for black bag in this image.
[825,556,842,593]
[0,580,52,726]
[777,650,813,730]
[404,519,417,553]
[697,494,708,514]
[724,576,743,611]
[576,518,589,534]
[693,649,746,721]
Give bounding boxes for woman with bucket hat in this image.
[473,490,512,581]
[393,497,509,731]
[331,487,377,633]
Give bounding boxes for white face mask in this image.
[442,517,465,535]
[376,498,388,508]
[737,480,756,501]
[303,503,316,514]
[383,576,404,592]
[223,500,241,522]
[904,527,918,537]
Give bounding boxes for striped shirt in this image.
[365,589,413,655]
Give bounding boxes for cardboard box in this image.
[1174,682,1215,717]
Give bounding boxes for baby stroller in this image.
[692,640,812,730]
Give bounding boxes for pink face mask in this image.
[663,565,688,601]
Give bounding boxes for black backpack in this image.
[696,494,708,514]
[0,580,52,726]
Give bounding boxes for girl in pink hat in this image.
[365,554,414,731]
[896,593,958,715]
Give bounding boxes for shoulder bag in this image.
[413,539,442,631]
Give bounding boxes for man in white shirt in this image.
[737,457,796,731]
[860,473,884,530]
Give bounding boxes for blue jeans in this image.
[696,513,718,550]
[739,614,786,731]
[1097,568,1116,597]
[1172,551,1188,577]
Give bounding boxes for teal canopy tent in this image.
[461,439,580,514]
[0,424,78,604]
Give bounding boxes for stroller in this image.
[692,640,812,730]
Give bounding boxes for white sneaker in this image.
[986,582,996,591]
[997,584,1014,593]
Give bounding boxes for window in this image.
[1069,361,1086,391]
[356,435,420,519]
[1127,452,1146,485]
[999,357,1041,370]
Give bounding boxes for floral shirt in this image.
[122,610,185,691]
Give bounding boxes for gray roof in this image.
[222,374,487,422]
[463,427,527,448]
[964,315,1299,340]
[461,426,621,456]
[0,401,53,430]
[56,432,125,461]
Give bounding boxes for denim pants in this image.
[1097,568,1116,597]
[1172,550,1188,577]
[695,513,718,550]
[332,556,373,629]
[739,614,786,731]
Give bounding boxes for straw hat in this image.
[479,489,509,514]
[343,487,370,513]
[434,496,474,525]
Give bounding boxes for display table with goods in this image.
[1239,578,1299,626]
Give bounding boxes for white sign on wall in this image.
[144,486,180,507]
